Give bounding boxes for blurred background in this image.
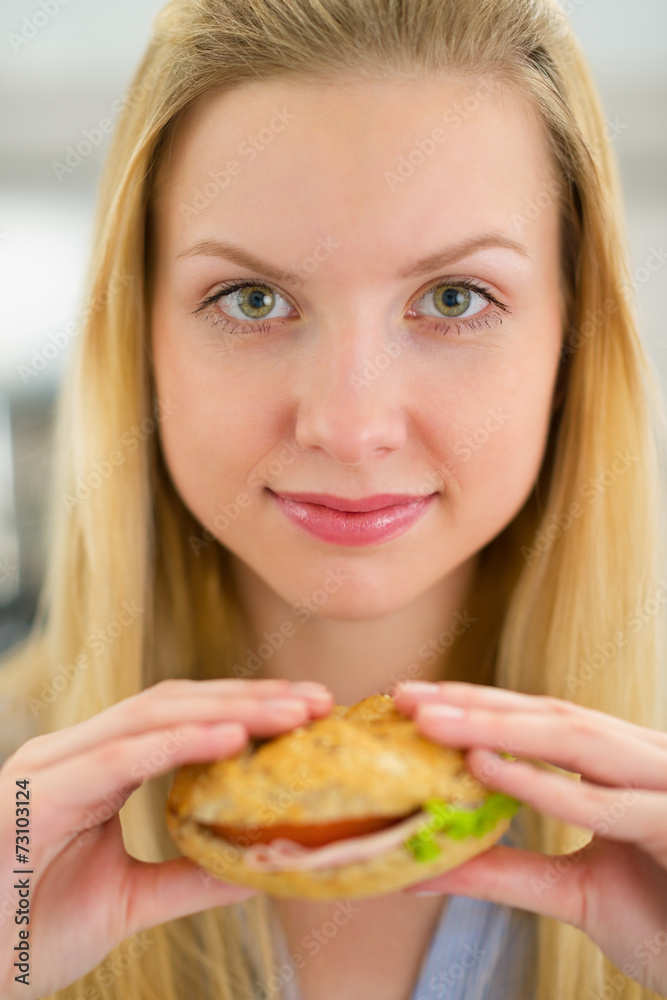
[0,0,666,654]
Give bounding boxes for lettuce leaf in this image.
[404,792,522,862]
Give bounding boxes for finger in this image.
[118,855,263,945]
[465,747,667,861]
[14,680,332,769]
[401,842,586,929]
[25,721,255,865]
[412,700,667,791]
[393,681,667,752]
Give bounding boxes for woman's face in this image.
[150,73,564,620]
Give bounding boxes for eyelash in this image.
[192,277,510,338]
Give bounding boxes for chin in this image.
[304,594,418,622]
[283,573,428,623]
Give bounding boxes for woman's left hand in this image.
[392,680,667,995]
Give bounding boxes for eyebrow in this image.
[175,232,532,285]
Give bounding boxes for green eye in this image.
[432,284,472,318]
[236,284,275,319]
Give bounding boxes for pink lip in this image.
[268,490,438,546]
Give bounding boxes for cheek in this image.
[150,309,283,514]
[425,342,559,519]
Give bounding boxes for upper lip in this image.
[269,491,435,512]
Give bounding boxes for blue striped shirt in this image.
[410,824,537,999]
[249,817,537,1000]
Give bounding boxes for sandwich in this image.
[165,693,520,900]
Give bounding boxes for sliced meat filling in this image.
[203,808,434,872]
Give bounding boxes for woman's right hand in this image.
[0,677,333,1000]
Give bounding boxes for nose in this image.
[293,321,408,466]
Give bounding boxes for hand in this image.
[0,677,333,1000]
[392,680,667,995]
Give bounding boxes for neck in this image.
[228,556,479,705]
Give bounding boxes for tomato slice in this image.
[209,813,411,848]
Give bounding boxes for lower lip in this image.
[269,491,438,546]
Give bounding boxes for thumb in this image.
[402,844,584,928]
[121,856,262,937]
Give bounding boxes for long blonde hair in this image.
[2,0,666,997]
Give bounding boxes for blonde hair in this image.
[2,0,666,997]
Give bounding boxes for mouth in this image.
[267,489,439,547]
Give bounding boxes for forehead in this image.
[152,73,559,272]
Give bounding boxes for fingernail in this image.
[208,722,246,737]
[419,703,467,720]
[404,888,441,896]
[264,698,309,714]
[396,681,439,695]
[290,682,332,699]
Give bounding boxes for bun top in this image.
[167,694,489,827]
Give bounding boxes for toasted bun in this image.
[166,694,511,899]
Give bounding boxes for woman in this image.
[1,0,666,998]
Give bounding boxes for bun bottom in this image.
[166,813,511,900]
